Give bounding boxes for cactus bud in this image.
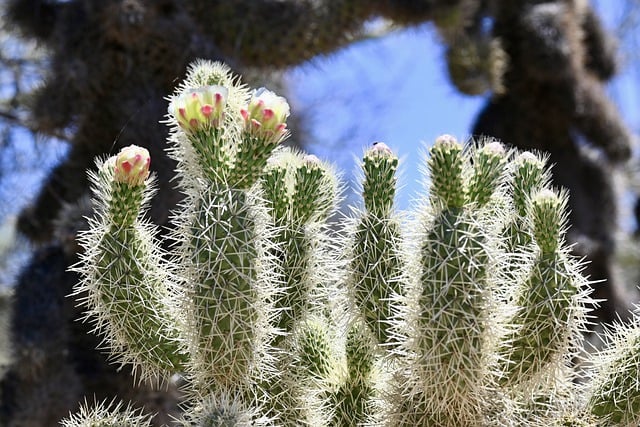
[530,189,565,255]
[467,140,507,207]
[170,85,228,132]
[428,135,465,209]
[114,145,151,186]
[363,142,399,217]
[241,87,290,143]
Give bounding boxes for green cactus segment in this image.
[330,321,376,427]
[501,152,548,288]
[428,135,465,209]
[350,214,404,346]
[184,186,273,389]
[345,319,376,382]
[273,317,339,427]
[503,253,576,386]
[169,60,251,186]
[60,400,153,427]
[512,152,547,218]
[229,133,283,190]
[417,210,489,392]
[503,190,578,388]
[530,190,564,255]
[589,328,640,425]
[260,149,338,340]
[76,161,186,381]
[259,152,339,425]
[295,319,336,380]
[273,228,315,338]
[348,142,405,347]
[291,155,336,224]
[329,379,376,427]
[261,164,290,222]
[93,228,186,373]
[467,141,507,207]
[188,128,235,183]
[406,138,506,424]
[362,142,399,218]
[108,181,144,231]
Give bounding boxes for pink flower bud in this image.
[367,142,393,158]
[241,88,290,142]
[114,145,150,186]
[170,85,228,133]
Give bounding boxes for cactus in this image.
[73,146,187,384]
[386,136,509,426]
[65,61,640,426]
[60,399,153,427]
[346,142,407,348]
[501,189,589,391]
[258,149,341,426]
[587,316,640,426]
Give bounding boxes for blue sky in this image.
[285,1,640,211]
[285,24,484,210]
[1,2,637,218]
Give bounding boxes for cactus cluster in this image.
[66,61,640,426]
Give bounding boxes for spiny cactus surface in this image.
[63,61,640,427]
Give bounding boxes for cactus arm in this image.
[166,61,286,396]
[347,142,406,347]
[588,321,640,425]
[259,149,341,426]
[501,189,590,398]
[395,135,508,426]
[73,147,187,383]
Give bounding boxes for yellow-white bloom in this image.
[170,85,228,132]
[113,145,150,186]
[241,87,290,142]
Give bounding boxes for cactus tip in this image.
[113,145,150,186]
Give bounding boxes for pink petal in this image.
[262,109,274,120]
[201,104,213,117]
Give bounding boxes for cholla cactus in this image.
[587,314,640,426]
[73,145,186,384]
[60,399,153,427]
[68,61,640,426]
[258,148,341,426]
[387,135,509,426]
[502,189,590,390]
[346,142,407,347]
